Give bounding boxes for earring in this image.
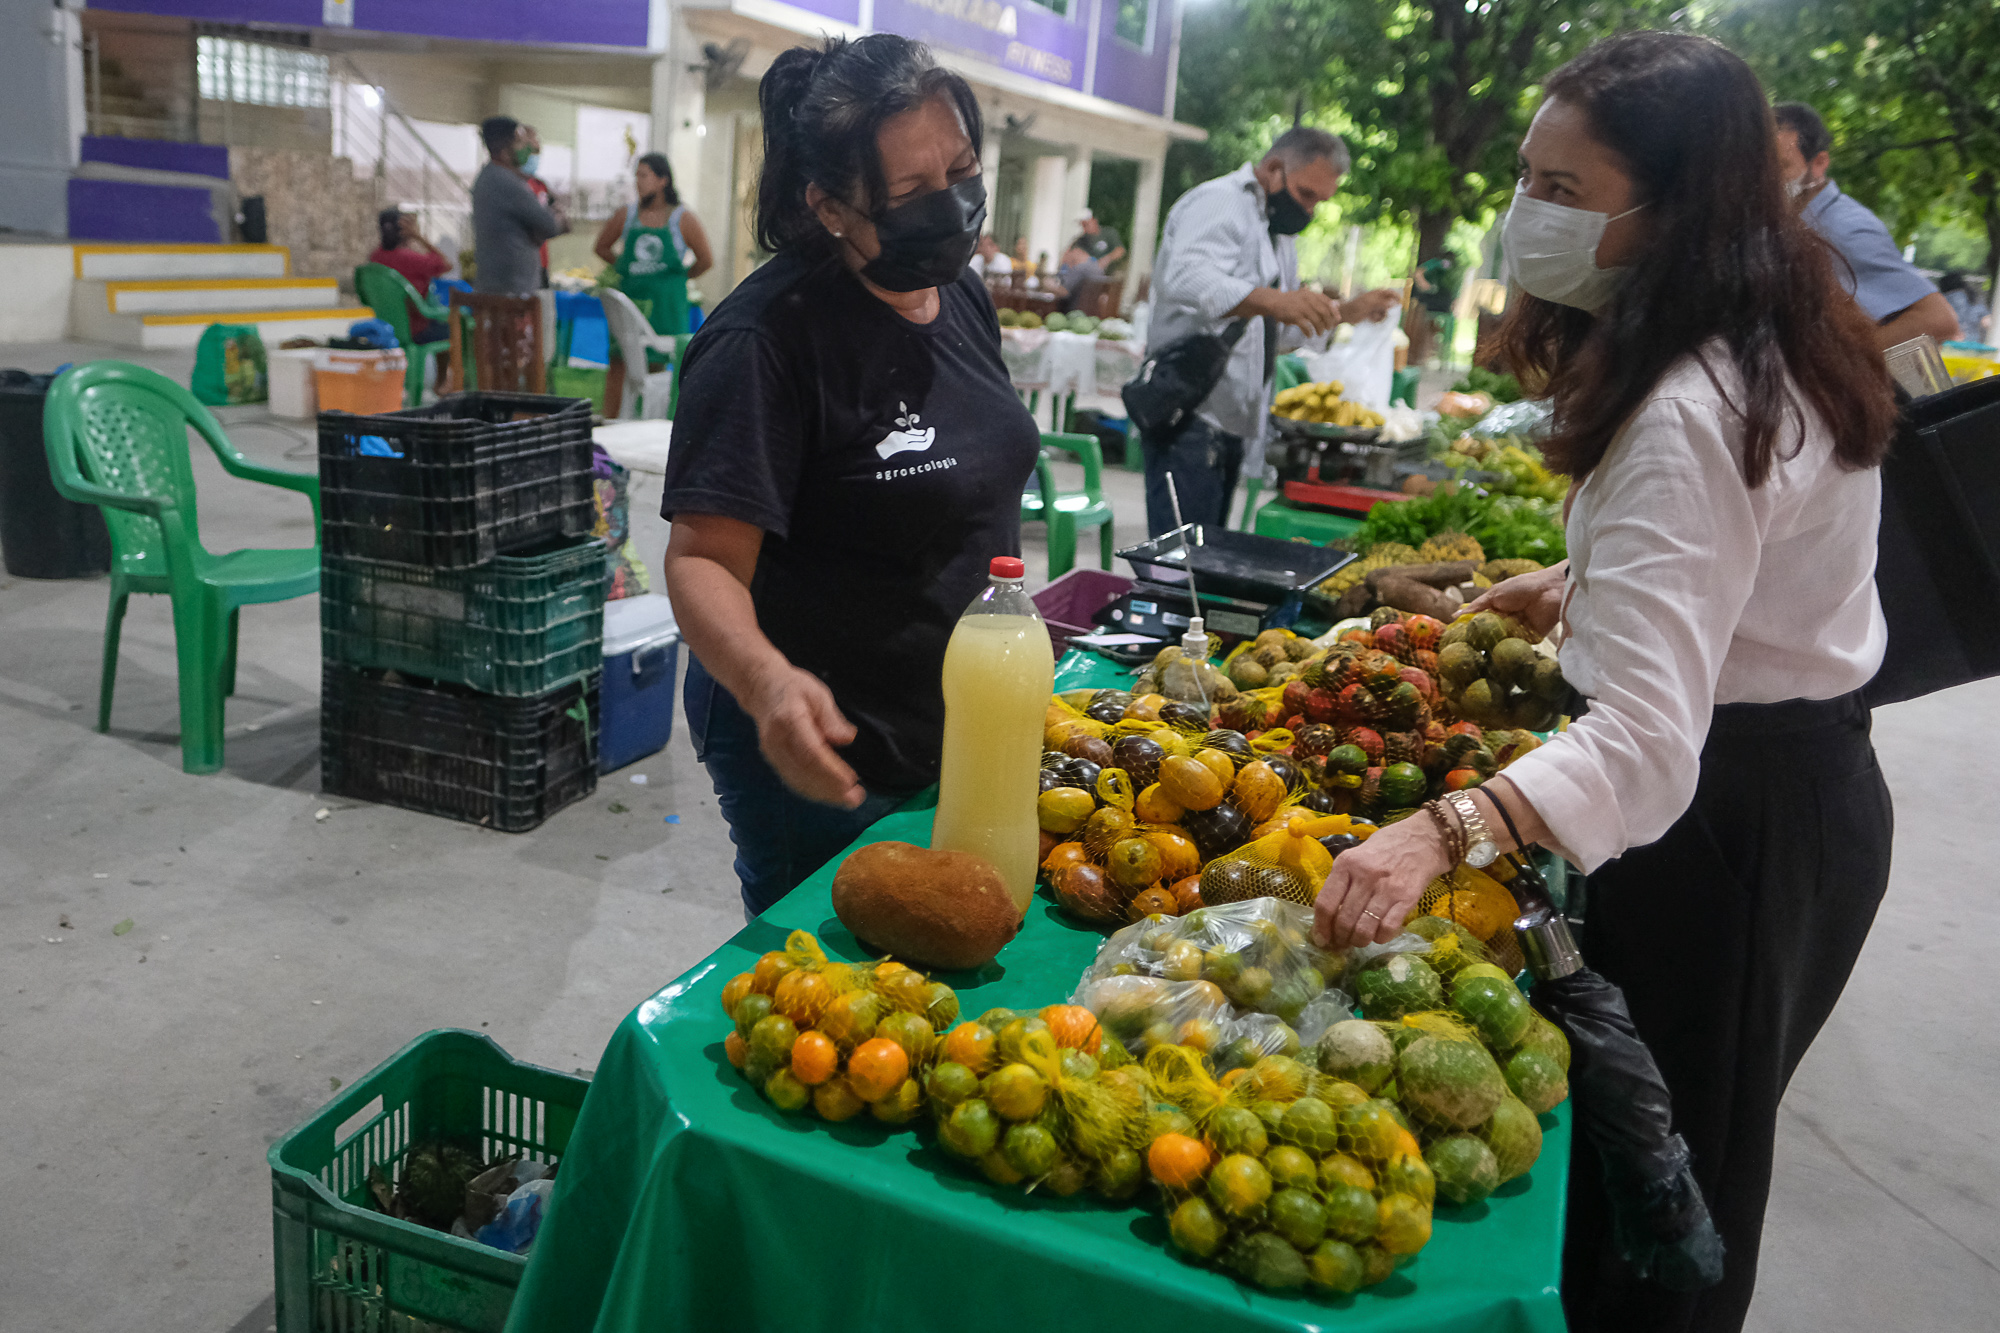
[832,230,844,237]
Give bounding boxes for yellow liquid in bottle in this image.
[931,614,1056,916]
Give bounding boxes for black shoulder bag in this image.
[1120,318,1250,437]
[1865,373,2000,707]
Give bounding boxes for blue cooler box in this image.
[598,593,679,774]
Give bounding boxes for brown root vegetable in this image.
[1371,573,1458,620]
[1368,560,1478,590]
[831,842,1019,971]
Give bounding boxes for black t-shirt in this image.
[662,249,1041,793]
[1072,227,1122,262]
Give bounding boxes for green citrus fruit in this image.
[1480,1096,1544,1182]
[1337,1098,1408,1163]
[1381,1151,1436,1208]
[748,1013,798,1065]
[1208,1153,1274,1219]
[1511,1013,1572,1073]
[732,992,773,1038]
[1323,1183,1379,1243]
[1399,1035,1506,1130]
[1450,973,1532,1049]
[996,1016,1052,1064]
[1268,1187,1329,1250]
[1044,1155,1089,1197]
[1307,1239,1366,1294]
[1318,1019,1397,1093]
[939,1098,1000,1159]
[1504,1048,1569,1114]
[983,1062,1049,1121]
[1226,1230,1309,1291]
[1360,1244,1399,1287]
[1265,1144,1318,1191]
[1093,1146,1144,1200]
[1170,1196,1228,1258]
[1278,1096,1338,1154]
[1320,1152,1376,1193]
[925,1061,980,1113]
[1209,1104,1269,1157]
[1425,1133,1500,1206]
[1002,1122,1060,1178]
[1376,1193,1432,1255]
[1355,953,1443,1019]
[980,1148,1025,1185]
[875,1010,936,1063]
[763,1067,810,1112]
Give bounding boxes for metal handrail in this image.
[331,53,472,201]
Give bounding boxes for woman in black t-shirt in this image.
[661,34,1041,918]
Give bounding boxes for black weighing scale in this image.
[1089,525,1356,661]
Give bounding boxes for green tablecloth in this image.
[505,650,1569,1333]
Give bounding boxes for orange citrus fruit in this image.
[1376,1193,1433,1255]
[876,968,932,1014]
[723,1031,749,1070]
[789,1030,839,1086]
[1039,1004,1104,1054]
[942,1022,999,1075]
[846,1037,911,1102]
[773,970,832,1026]
[1207,1153,1274,1219]
[1147,1133,1213,1190]
[720,971,755,1016]
[812,1075,866,1122]
[751,951,796,994]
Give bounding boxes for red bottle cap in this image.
[990,556,1026,580]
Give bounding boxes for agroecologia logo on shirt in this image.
[875,402,937,459]
[873,402,958,480]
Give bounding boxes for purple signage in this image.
[775,0,866,24]
[1089,0,1171,116]
[89,0,653,49]
[872,0,1087,92]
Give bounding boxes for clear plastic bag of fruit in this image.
[1073,897,1354,1032]
[1072,973,1239,1061]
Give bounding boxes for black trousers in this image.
[1562,693,1893,1333]
[1141,416,1244,536]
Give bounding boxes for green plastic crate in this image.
[268,1029,589,1333]
[321,534,608,697]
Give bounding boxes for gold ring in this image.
[1360,909,1381,921]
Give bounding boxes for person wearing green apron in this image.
[594,152,713,416]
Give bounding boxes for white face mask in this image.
[1502,188,1647,312]
[1785,172,1813,200]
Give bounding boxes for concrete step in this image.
[73,242,291,282]
[106,305,374,351]
[72,277,345,343]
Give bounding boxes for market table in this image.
[505,650,1570,1333]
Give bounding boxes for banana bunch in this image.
[1274,380,1385,428]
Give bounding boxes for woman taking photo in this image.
[594,152,713,416]
[1310,32,1896,1333]
[660,35,1039,917]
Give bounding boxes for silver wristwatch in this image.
[1444,790,1499,868]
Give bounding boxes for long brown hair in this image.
[1488,32,1895,487]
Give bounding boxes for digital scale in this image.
[1085,526,1357,660]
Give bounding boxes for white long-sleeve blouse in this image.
[1501,350,1886,872]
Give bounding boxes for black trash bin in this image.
[0,369,111,579]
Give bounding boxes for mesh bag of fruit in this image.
[1413,863,1527,974]
[1142,1044,1440,1296]
[1197,809,1367,907]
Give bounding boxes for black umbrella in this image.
[1508,858,1727,1292]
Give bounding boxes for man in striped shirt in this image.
[1143,127,1398,534]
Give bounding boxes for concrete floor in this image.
[1,342,1995,1331]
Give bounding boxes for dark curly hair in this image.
[753,34,983,255]
[1488,32,1895,488]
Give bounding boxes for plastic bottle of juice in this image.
[931,556,1055,916]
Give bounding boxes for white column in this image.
[0,0,83,237]
[650,15,707,223]
[1124,148,1166,308]
[978,123,1003,235]
[1062,147,1093,253]
[1028,154,1068,273]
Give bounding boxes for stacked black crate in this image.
[317,393,607,831]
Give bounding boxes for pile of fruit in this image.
[1442,438,1568,504]
[1274,380,1386,429]
[716,907,1569,1298]
[996,308,1046,329]
[1035,622,1560,934]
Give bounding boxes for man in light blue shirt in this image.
[1773,103,1959,349]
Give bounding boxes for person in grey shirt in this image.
[1773,103,1959,349]
[472,115,565,296]
[1142,126,1397,534]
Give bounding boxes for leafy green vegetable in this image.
[1347,484,1566,564]
[1451,367,1523,403]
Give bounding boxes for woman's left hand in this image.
[1312,813,1455,949]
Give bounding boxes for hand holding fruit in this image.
[745,661,865,809]
[1311,811,1454,950]
[1464,561,1567,640]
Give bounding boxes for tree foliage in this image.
[1705,0,2000,272]
[1165,0,1678,261]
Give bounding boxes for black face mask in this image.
[857,176,987,292]
[1267,168,1312,237]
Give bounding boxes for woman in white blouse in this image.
[1312,33,1898,1333]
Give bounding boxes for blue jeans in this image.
[1143,416,1244,536]
[683,655,908,919]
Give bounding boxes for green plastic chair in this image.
[354,263,452,406]
[1020,430,1115,580]
[42,361,321,774]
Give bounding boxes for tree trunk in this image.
[1415,209,1456,264]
